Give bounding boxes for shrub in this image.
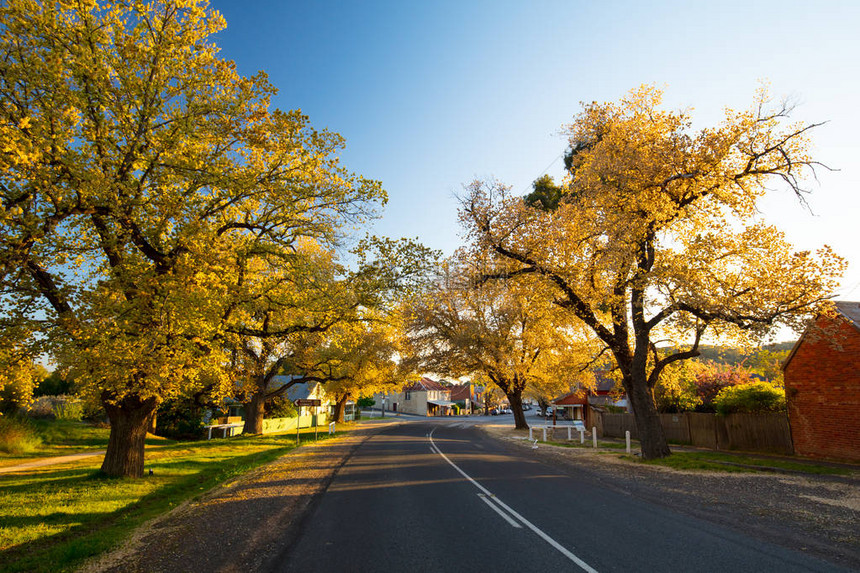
[265,396,296,418]
[0,414,42,454]
[52,398,84,421]
[713,382,786,415]
[156,398,206,440]
[356,396,375,408]
[25,395,83,420]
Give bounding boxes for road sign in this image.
[295,399,321,407]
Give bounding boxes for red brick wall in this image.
[785,315,860,462]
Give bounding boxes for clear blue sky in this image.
[211,0,860,300]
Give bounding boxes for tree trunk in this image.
[334,394,349,423]
[242,392,265,435]
[506,391,529,430]
[101,394,159,478]
[626,377,670,459]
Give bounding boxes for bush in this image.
[0,414,42,454]
[34,372,73,397]
[356,396,375,408]
[52,398,84,421]
[25,395,83,420]
[265,396,296,418]
[156,398,206,440]
[713,382,786,415]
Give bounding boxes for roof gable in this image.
[782,301,860,371]
[404,377,450,392]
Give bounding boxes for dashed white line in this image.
[429,427,599,573]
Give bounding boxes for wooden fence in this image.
[599,412,794,455]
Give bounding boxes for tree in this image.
[462,85,845,458]
[403,259,591,430]
[0,1,383,476]
[316,318,404,423]
[225,236,433,434]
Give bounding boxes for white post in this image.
[579,428,585,444]
[529,427,534,441]
[592,427,598,448]
[542,427,547,442]
[625,430,631,453]
[567,426,572,441]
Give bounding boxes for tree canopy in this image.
[0,0,386,476]
[403,258,597,429]
[461,85,845,458]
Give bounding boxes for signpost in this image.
[294,399,322,445]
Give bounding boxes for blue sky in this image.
[211,0,860,300]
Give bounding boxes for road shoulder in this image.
[82,423,398,573]
[479,424,860,571]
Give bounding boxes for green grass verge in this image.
[0,420,176,466]
[639,451,854,475]
[540,436,853,475]
[0,428,341,573]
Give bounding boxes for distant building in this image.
[784,301,860,462]
[377,377,456,416]
[552,375,628,426]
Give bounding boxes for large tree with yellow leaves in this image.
[403,258,594,430]
[0,0,383,476]
[462,86,845,458]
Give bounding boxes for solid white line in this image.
[478,493,522,528]
[428,428,599,573]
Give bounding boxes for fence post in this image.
[625,430,631,454]
[580,428,585,444]
[592,427,597,448]
[529,427,533,441]
[542,427,547,442]
[568,426,572,441]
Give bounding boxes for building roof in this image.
[269,376,324,402]
[404,377,450,392]
[836,301,860,330]
[450,384,471,401]
[554,391,588,405]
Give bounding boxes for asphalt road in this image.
[276,419,854,572]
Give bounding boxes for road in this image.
[277,418,853,572]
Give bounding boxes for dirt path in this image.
[0,451,106,474]
[83,422,398,573]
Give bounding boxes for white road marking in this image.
[429,427,599,573]
[478,493,522,528]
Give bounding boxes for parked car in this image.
[522,404,531,411]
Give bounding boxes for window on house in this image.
[405,391,411,400]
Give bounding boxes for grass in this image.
[538,433,853,475]
[0,417,42,455]
[0,419,177,467]
[0,426,342,573]
[639,451,854,475]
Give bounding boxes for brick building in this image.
[783,301,860,462]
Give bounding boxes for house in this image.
[783,301,860,462]
[380,377,457,416]
[552,375,628,427]
[450,383,481,414]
